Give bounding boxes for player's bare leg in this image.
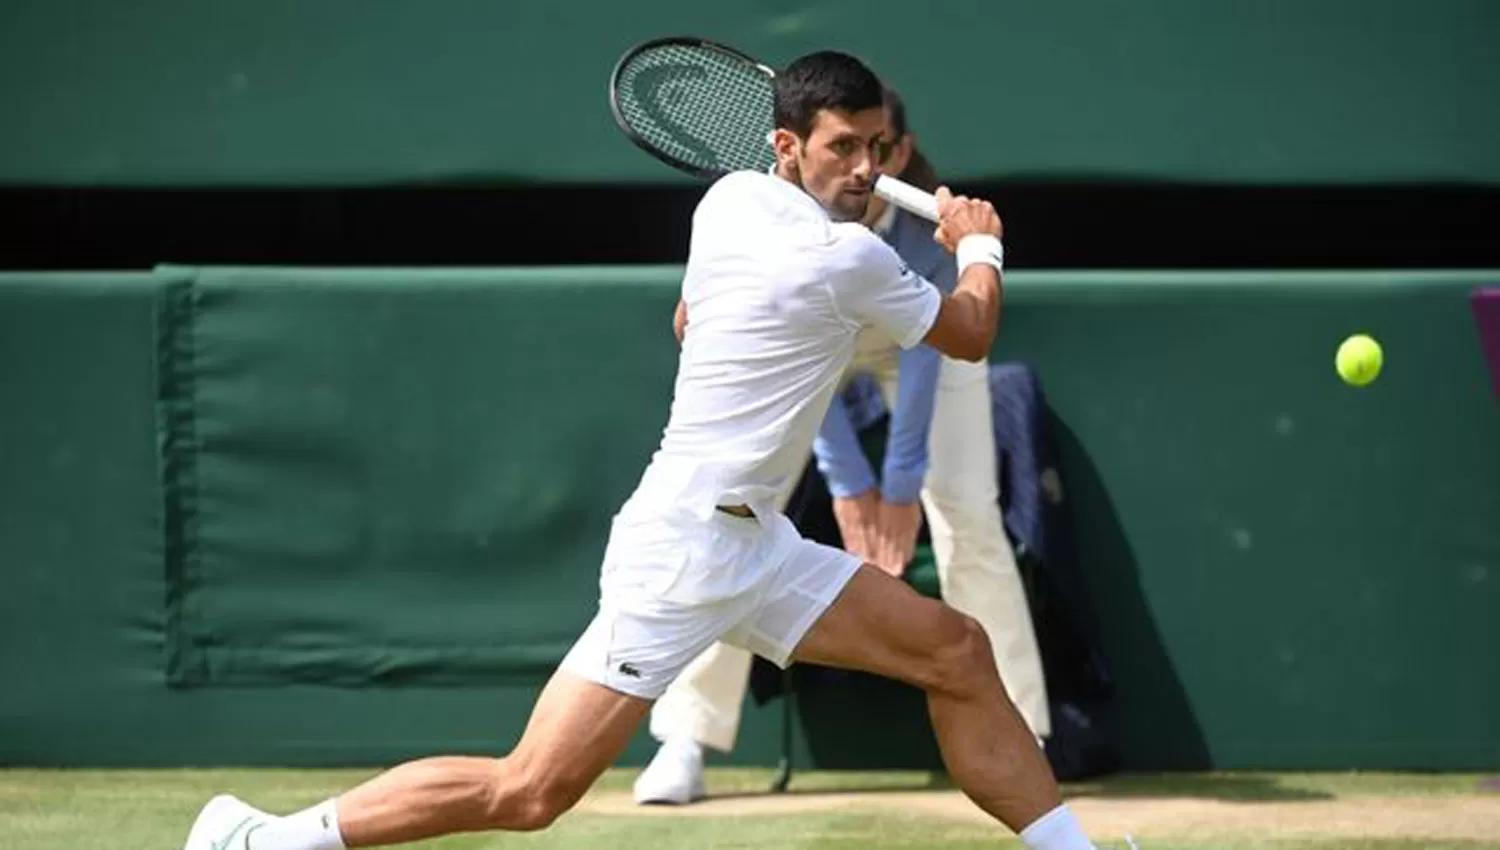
[183,670,650,850]
[336,670,648,844]
[792,565,1096,849]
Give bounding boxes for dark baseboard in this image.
[2,180,1496,270]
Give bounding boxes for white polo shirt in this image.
[627,170,942,523]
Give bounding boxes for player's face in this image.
[781,107,890,221]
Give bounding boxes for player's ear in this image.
[771,128,802,163]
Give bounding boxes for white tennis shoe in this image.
[182,794,272,850]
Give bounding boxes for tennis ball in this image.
[1336,333,1383,386]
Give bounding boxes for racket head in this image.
[609,36,779,180]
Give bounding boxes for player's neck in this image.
[773,162,800,189]
[772,163,834,218]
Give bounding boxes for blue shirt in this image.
[811,207,955,505]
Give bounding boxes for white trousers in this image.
[648,341,1052,751]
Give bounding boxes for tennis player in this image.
[635,85,1053,806]
[180,50,1104,850]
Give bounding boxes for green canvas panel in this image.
[2,268,1495,770]
[1,0,1497,187]
[158,265,682,687]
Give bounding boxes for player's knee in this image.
[501,793,559,832]
[486,786,567,832]
[925,612,995,699]
[482,760,587,832]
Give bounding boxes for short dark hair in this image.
[774,51,884,137]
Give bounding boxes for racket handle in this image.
[874,174,940,223]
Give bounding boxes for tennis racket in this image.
[608,36,941,223]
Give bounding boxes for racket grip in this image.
[874,174,939,223]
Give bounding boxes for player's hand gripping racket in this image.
[609,36,941,223]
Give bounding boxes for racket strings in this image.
[615,44,775,174]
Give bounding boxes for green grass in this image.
[2,769,1496,850]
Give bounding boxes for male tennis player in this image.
[635,85,1052,806]
[180,50,1104,850]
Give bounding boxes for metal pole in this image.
[769,667,795,792]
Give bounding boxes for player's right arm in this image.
[921,188,1005,363]
[832,190,1005,363]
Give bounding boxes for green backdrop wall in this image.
[1,267,1497,770]
[2,0,1498,187]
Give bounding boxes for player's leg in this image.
[747,534,1095,849]
[185,509,750,849]
[334,667,648,844]
[181,664,650,850]
[922,355,1051,739]
[793,566,1061,832]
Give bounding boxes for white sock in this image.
[1019,803,1096,850]
[248,799,346,850]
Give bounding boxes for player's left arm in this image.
[673,299,688,344]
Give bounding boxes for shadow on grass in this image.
[1061,772,1333,802]
[684,770,953,803]
[688,771,1336,804]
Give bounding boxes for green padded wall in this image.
[2,0,1498,187]
[991,271,1500,768]
[0,268,719,769]
[0,274,167,764]
[157,266,681,688]
[1,268,1496,770]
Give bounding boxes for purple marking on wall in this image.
[1473,287,1500,398]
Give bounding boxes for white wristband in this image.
[957,234,1004,276]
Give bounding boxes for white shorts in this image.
[559,505,862,700]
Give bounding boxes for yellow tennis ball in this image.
[1336,334,1383,386]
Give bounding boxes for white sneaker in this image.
[632,739,706,805]
[182,794,271,850]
